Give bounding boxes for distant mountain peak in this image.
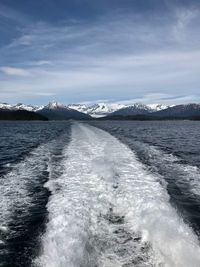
[0,102,39,112]
[45,101,67,110]
[38,102,91,120]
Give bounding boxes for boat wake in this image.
[35,123,200,267]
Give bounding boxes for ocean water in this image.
[0,120,200,267]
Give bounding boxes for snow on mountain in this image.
[100,103,170,117]
[44,101,68,110]
[38,102,91,120]
[0,103,14,110]
[67,103,88,113]
[68,102,126,118]
[147,104,170,111]
[0,103,42,112]
[110,103,151,116]
[68,103,170,117]
[153,103,200,117]
[14,103,38,112]
[0,101,174,117]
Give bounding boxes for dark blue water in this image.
[1,120,200,266]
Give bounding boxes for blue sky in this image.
[0,0,200,105]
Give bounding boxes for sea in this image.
[0,120,200,267]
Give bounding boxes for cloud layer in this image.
[0,0,200,104]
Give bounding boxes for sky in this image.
[0,0,200,105]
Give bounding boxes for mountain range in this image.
[68,103,126,118]
[0,101,200,119]
[37,102,90,120]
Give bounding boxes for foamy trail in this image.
[0,144,49,235]
[36,123,200,267]
[124,139,200,197]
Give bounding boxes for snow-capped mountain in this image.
[0,102,170,117]
[147,104,170,111]
[153,103,200,117]
[68,103,170,117]
[3,101,199,119]
[68,103,126,118]
[108,103,170,116]
[109,103,151,116]
[0,103,13,110]
[0,103,42,112]
[37,102,91,120]
[44,101,68,110]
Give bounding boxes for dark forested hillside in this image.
[0,110,48,120]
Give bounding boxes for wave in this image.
[36,123,200,267]
[126,140,200,197]
[0,130,70,266]
[0,144,49,233]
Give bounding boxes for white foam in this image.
[0,226,8,232]
[134,141,200,197]
[0,144,51,238]
[36,123,200,267]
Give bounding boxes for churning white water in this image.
[36,123,200,267]
[0,144,50,244]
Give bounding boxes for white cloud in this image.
[118,93,200,105]
[30,60,53,66]
[0,50,199,99]
[0,67,31,77]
